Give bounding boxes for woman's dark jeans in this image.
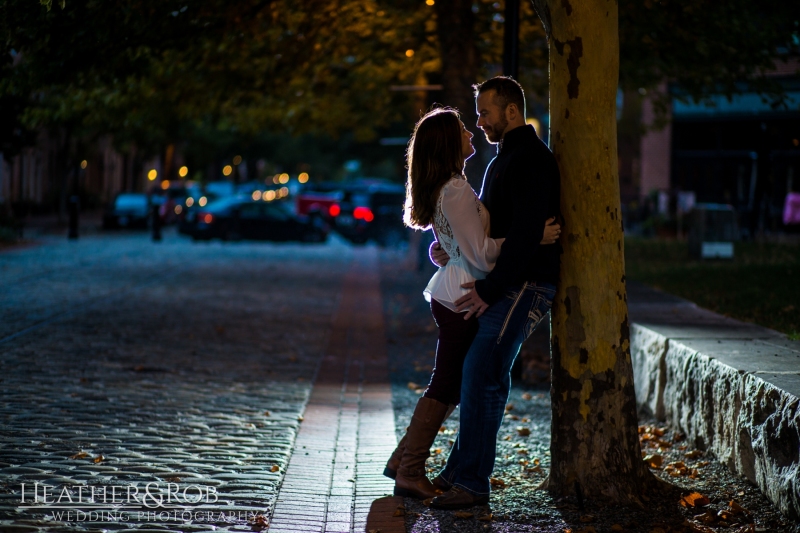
[422,299,479,406]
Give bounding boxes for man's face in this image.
[476,90,508,144]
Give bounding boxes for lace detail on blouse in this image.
[433,176,464,262]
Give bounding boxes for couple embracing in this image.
[384,76,562,510]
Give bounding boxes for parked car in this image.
[177,189,221,235]
[296,183,345,224]
[333,182,407,246]
[102,193,150,229]
[184,196,329,242]
[205,181,236,198]
[148,181,196,224]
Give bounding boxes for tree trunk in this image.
[433,0,490,190]
[531,0,656,504]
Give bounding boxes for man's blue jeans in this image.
[438,281,556,495]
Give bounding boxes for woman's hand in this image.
[540,217,561,245]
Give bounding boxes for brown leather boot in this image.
[393,397,450,499]
[384,403,456,480]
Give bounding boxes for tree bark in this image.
[532,0,656,504]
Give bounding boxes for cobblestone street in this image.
[4,231,799,533]
[0,231,401,532]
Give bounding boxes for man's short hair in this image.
[473,76,526,116]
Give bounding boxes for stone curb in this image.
[628,281,800,520]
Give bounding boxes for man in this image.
[429,76,561,510]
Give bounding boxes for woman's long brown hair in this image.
[403,107,464,230]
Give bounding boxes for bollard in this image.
[151,200,162,242]
[68,195,79,240]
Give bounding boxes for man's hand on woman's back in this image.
[541,217,561,245]
[430,240,450,267]
[431,215,558,268]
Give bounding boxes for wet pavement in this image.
[3,230,799,533]
[0,231,365,531]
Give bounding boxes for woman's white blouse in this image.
[423,176,503,311]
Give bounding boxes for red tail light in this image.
[328,204,341,217]
[198,213,213,224]
[353,206,374,222]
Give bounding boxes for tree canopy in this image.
[2,0,797,172]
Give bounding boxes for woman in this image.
[384,107,559,499]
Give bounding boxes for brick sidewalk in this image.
[270,248,403,533]
[0,233,404,532]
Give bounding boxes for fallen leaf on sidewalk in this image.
[270,465,280,472]
[297,416,304,421]
[454,511,473,518]
[408,382,420,390]
[521,392,533,400]
[681,492,711,508]
[693,511,716,524]
[477,513,492,521]
[92,455,105,463]
[643,454,663,468]
[490,477,506,488]
[264,410,271,416]
[685,450,703,459]
[249,514,269,530]
[683,519,716,533]
[69,451,89,460]
[505,403,514,411]
[516,426,531,436]
[729,499,750,516]
[164,476,181,483]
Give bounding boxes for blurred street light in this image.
[298,172,309,183]
[233,155,243,165]
[223,165,233,176]
[178,166,189,177]
[148,169,158,181]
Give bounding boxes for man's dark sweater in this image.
[473,124,561,305]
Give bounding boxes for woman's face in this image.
[460,120,475,162]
